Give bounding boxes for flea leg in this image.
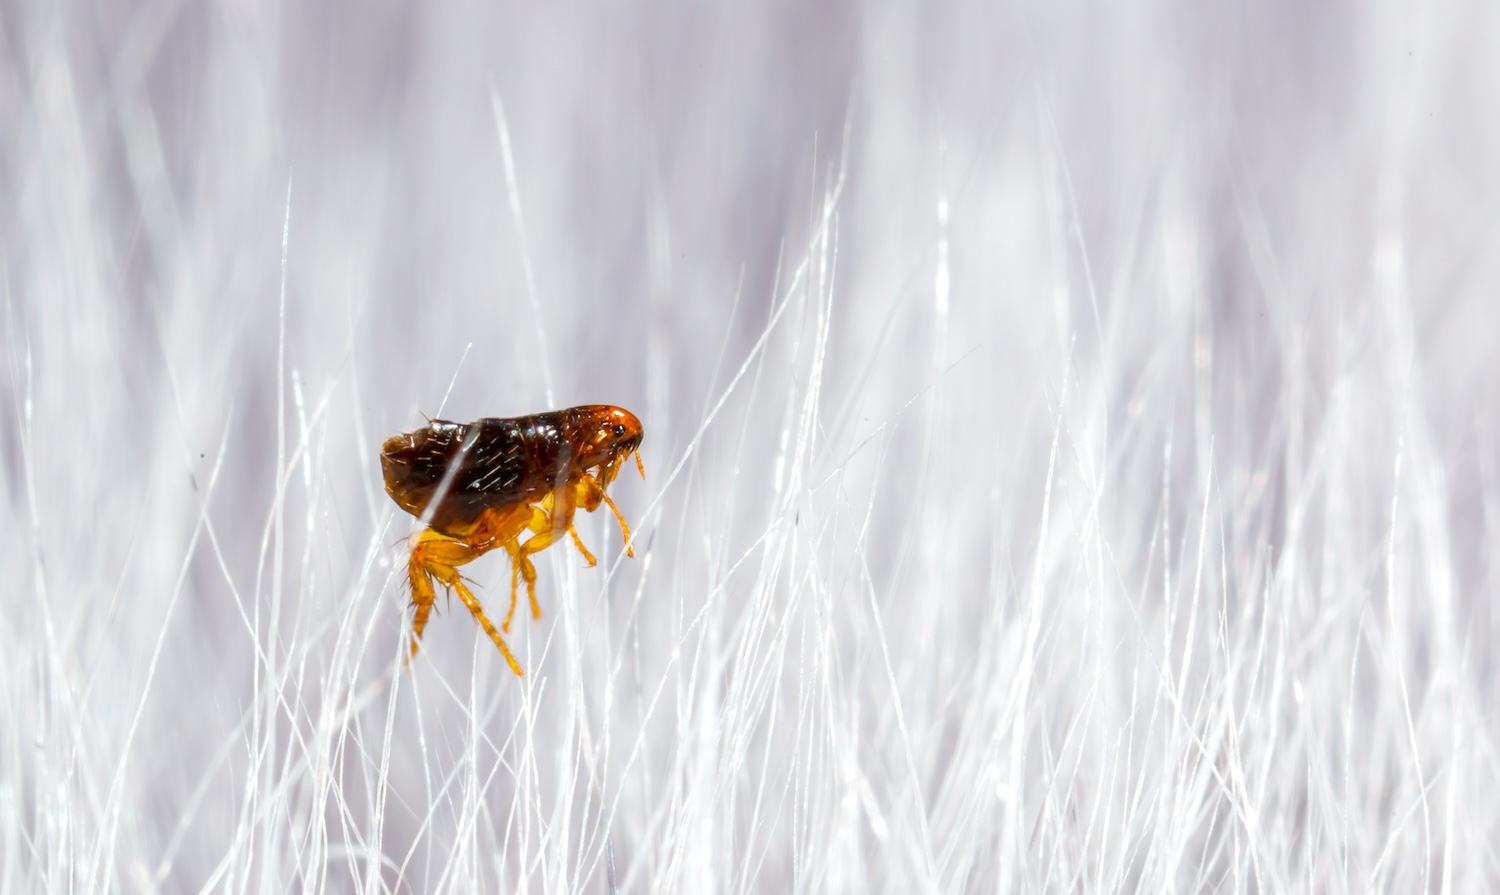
[446,574,523,677]
[577,474,635,557]
[515,524,565,623]
[565,479,600,564]
[406,544,439,660]
[504,543,520,632]
[406,529,523,676]
[502,537,525,633]
[511,491,580,623]
[599,492,634,557]
[567,527,596,567]
[502,505,557,631]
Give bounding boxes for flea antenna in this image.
[635,450,646,480]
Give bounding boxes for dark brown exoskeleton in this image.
[381,405,644,675]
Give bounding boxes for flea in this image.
[381,405,644,675]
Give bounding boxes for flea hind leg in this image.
[407,529,524,676]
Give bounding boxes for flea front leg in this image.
[575,473,635,557]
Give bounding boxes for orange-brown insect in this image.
[381,405,645,675]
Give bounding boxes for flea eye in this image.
[612,424,626,438]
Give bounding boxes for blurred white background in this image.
[4,0,1499,891]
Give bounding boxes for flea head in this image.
[575,405,645,486]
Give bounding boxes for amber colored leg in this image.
[500,505,556,630]
[407,548,439,662]
[575,475,604,511]
[515,532,560,622]
[445,574,523,676]
[568,527,597,566]
[598,491,634,557]
[515,493,580,621]
[406,529,524,676]
[575,474,635,558]
[502,540,523,633]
